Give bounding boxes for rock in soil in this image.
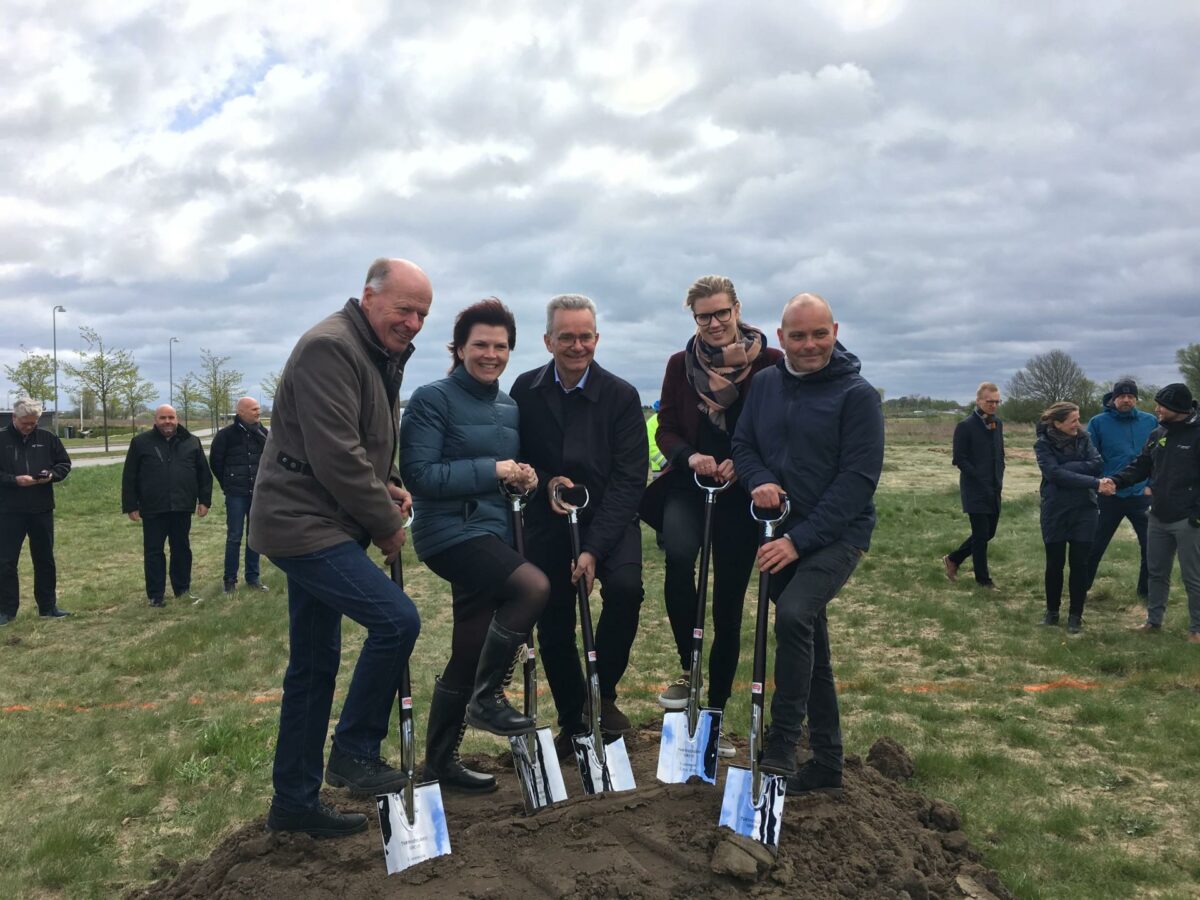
[127,732,1012,899]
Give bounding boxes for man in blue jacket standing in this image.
[209,396,269,594]
[732,292,884,796]
[942,383,1005,589]
[1085,380,1157,598]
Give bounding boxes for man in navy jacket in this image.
[1085,380,1157,598]
[209,396,269,594]
[942,383,1005,589]
[732,293,883,795]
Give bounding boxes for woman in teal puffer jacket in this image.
[400,299,546,793]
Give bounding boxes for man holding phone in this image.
[0,398,73,625]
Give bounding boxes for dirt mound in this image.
[131,732,1012,899]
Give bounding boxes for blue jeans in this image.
[223,494,260,584]
[768,540,862,772]
[1086,493,1150,596]
[270,540,421,813]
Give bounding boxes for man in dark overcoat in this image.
[942,382,1005,589]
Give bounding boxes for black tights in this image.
[1045,540,1091,618]
[443,561,549,686]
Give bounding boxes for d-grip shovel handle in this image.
[748,496,789,802]
[390,510,416,825]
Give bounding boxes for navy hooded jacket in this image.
[732,344,884,554]
[1086,392,1157,498]
[1034,422,1102,543]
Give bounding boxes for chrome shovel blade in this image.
[572,732,636,794]
[656,708,721,785]
[376,782,452,874]
[718,765,786,850]
[510,726,569,814]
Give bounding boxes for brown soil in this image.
[131,731,1012,899]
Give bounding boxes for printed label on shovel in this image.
[657,708,721,785]
[719,765,785,850]
[401,696,413,710]
[693,628,704,639]
[376,784,451,874]
[751,682,763,695]
[526,647,536,660]
[587,651,597,662]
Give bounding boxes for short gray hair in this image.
[545,294,597,336]
[364,258,392,293]
[13,397,42,419]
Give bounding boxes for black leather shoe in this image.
[599,698,632,734]
[39,607,71,618]
[758,729,798,776]
[223,581,236,595]
[422,678,498,793]
[266,801,367,838]
[0,613,12,626]
[148,598,166,608]
[324,744,408,796]
[1040,611,1059,626]
[786,761,844,797]
[246,582,270,593]
[1066,615,1083,634]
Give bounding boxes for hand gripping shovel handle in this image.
[687,472,732,735]
[749,495,790,803]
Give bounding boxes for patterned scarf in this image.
[976,408,997,430]
[684,325,766,432]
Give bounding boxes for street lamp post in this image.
[169,337,180,407]
[52,305,66,437]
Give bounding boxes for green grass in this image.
[2,429,1200,897]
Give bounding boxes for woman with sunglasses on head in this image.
[400,298,548,793]
[1034,401,1103,634]
[644,275,782,758]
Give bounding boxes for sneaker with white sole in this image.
[657,673,690,710]
[717,733,736,758]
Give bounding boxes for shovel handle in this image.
[747,495,788,791]
[562,493,604,768]
[390,536,417,826]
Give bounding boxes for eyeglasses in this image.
[554,332,597,348]
[693,307,735,326]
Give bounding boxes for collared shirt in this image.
[554,365,592,393]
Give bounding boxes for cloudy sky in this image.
[2,0,1197,410]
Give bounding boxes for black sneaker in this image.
[1040,611,1059,626]
[1066,615,1083,634]
[246,582,270,593]
[223,581,236,595]
[553,723,589,761]
[39,607,71,618]
[0,613,12,626]
[786,761,844,797]
[266,801,367,838]
[758,729,797,776]
[148,598,166,608]
[324,745,408,796]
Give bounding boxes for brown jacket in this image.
[249,299,413,558]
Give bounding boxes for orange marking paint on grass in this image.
[1023,677,1098,693]
[3,705,33,712]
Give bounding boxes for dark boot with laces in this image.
[466,619,536,736]
[324,743,408,797]
[266,800,367,838]
[422,678,497,793]
[758,727,798,776]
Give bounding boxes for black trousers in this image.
[526,519,644,729]
[1086,493,1150,596]
[1045,540,1091,618]
[0,511,57,617]
[947,510,1000,584]
[661,483,759,710]
[142,511,193,600]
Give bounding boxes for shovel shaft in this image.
[506,496,539,722]
[568,509,605,767]
[747,497,789,804]
[687,486,720,734]
[391,557,417,826]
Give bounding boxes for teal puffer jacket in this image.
[400,365,518,560]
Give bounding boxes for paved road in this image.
[68,427,217,468]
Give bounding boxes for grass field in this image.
[2,424,1199,899]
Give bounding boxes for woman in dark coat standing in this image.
[1034,401,1103,633]
[400,299,547,793]
[644,274,782,758]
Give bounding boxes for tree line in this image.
[4,327,281,451]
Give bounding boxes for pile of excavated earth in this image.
[131,732,1013,899]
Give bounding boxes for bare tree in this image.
[4,349,55,405]
[1007,350,1097,409]
[62,327,136,452]
[1177,343,1200,396]
[260,369,282,402]
[194,349,244,432]
[177,372,198,430]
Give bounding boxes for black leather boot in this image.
[422,678,498,793]
[466,619,536,736]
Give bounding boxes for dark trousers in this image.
[1045,540,1092,618]
[1086,493,1150,596]
[662,484,758,710]
[270,540,420,813]
[947,510,1000,584]
[0,511,57,617]
[223,494,261,584]
[142,511,193,600]
[528,520,644,729]
[769,540,861,772]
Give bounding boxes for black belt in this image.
[277,452,313,475]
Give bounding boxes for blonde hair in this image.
[976,382,999,399]
[685,275,738,309]
[1040,401,1079,425]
